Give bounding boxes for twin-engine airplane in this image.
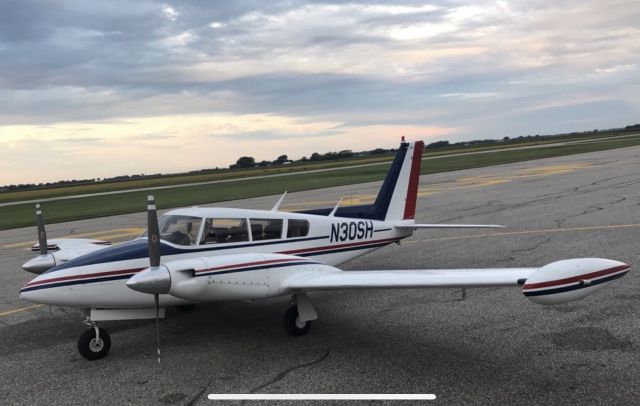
[19,140,630,361]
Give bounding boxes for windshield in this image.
[141,215,202,246]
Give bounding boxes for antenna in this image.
[271,191,288,211]
[328,197,345,217]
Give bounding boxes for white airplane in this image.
[19,140,631,361]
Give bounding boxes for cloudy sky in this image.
[1,0,638,185]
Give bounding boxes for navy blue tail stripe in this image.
[295,142,409,220]
[523,271,628,297]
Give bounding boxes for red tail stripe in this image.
[403,141,424,220]
[522,265,629,290]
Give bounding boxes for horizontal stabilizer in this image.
[394,223,505,229]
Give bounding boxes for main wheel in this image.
[283,305,311,336]
[77,327,111,360]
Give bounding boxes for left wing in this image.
[23,238,112,274]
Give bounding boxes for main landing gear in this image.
[283,292,317,337]
[78,325,111,360]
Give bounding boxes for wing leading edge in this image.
[285,268,536,291]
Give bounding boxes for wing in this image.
[285,268,536,291]
[32,238,111,255]
[24,238,113,273]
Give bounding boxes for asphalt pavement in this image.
[1,146,639,405]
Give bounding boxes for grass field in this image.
[1,133,639,230]
[1,129,634,204]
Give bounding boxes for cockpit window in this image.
[201,218,249,245]
[157,215,202,246]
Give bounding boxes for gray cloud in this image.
[0,0,638,138]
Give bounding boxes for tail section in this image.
[375,140,423,221]
[295,140,424,221]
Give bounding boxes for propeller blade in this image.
[35,203,48,255]
[155,293,161,365]
[147,195,161,268]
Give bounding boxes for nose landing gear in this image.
[78,324,111,360]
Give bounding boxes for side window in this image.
[200,218,249,245]
[249,218,283,241]
[287,219,310,238]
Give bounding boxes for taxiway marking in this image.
[2,227,144,249]
[404,223,640,244]
[0,304,43,317]
[281,163,592,210]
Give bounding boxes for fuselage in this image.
[20,207,412,308]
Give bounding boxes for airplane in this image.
[18,140,631,361]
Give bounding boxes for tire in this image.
[283,305,311,336]
[77,327,111,360]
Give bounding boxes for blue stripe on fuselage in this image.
[46,235,329,274]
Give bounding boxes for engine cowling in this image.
[522,258,630,305]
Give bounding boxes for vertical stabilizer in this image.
[294,139,424,221]
[374,140,424,221]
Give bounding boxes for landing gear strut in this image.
[77,324,111,360]
[283,292,317,336]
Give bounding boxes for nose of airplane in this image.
[22,254,56,274]
[19,273,60,305]
[19,283,46,304]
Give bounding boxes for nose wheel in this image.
[78,326,111,360]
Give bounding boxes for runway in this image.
[1,146,639,405]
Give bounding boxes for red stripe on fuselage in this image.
[23,267,145,288]
[24,236,402,289]
[522,265,629,290]
[280,237,399,255]
[403,141,424,220]
[195,258,305,274]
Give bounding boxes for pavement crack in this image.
[554,195,627,227]
[184,380,211,406]
[511,236,551,254]
[247,348,330,396]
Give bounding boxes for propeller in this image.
[22,203,56,273]
[127,195,171,364]
[36,203,48,255]
[147,195,163,365]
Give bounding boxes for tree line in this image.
[3,124,639,192]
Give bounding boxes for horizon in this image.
[1,1,639,185]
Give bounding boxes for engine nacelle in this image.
[164,253,314,301]
[522,258,630,305]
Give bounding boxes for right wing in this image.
[284,258,630,306]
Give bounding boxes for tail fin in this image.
[295,140,424,221]
[372,140,423,221]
